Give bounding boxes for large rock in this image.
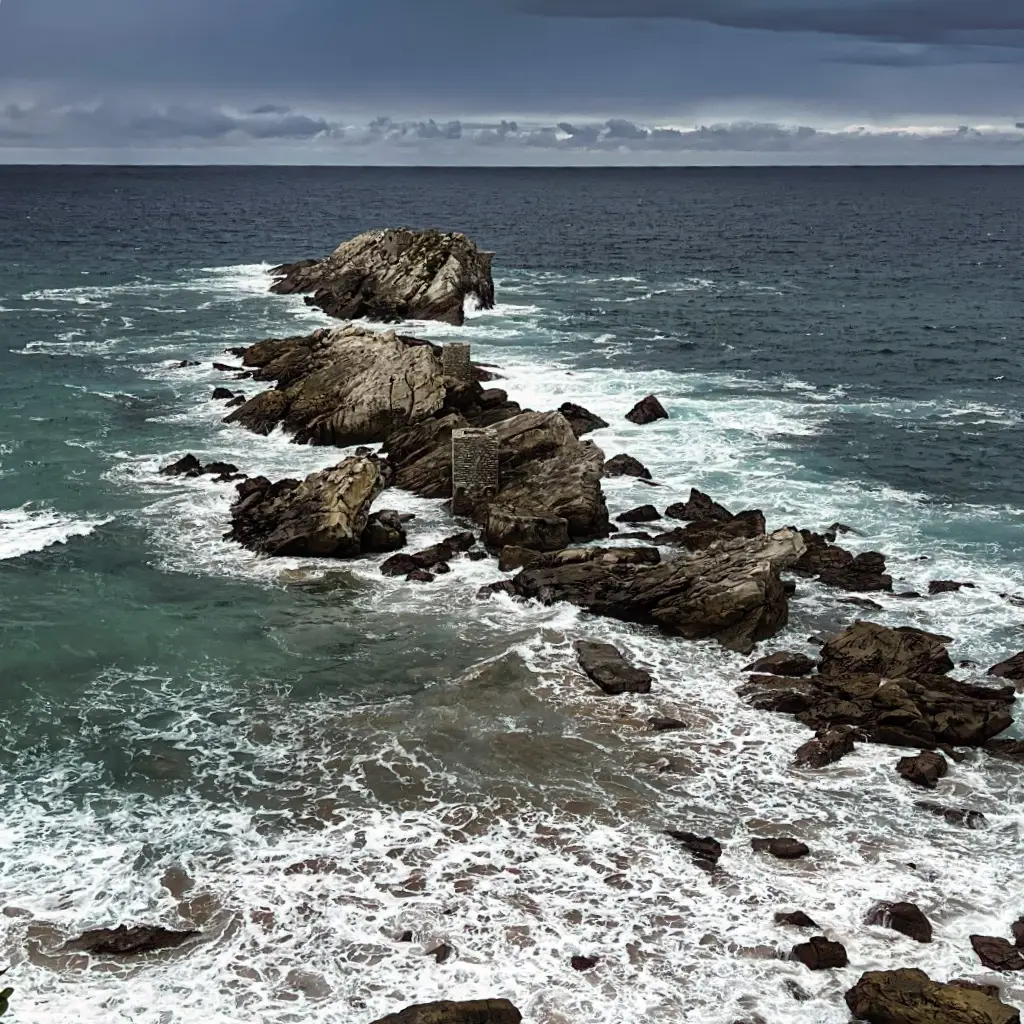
[971,936,1024,972]
[604,454,652,480]
[866,901,934,943]
[227,457,386,557]
[559,402,608,437]
[366,1000,522,1024]
[509,529,805,654]
[897,750,949,789]
[664,489,734,523]
[574,640,653,695]
[989,651,1024,681]
[225,326,448,446]
[270,228,495,326]
[485,507,569,553]
[657,490,766,550]
[819,622,955,677]
[794,727,856,767]
[664,831,722,872]
[791,530,893,592]
[791,936,848,970]
[845,968,1020,1024]
[625,394,668,425]
[64,925,199,956]
[743,651,817,677]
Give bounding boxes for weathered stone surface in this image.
[558,402,608,437]
[604,454,652,480]
[845,969,1020,1024]
[664,831,722,872]
[617,505,662,524]
[226,326,448,446]
[361,510,407,554]
[971,936,1024,972]
[574,640,653,695]
[381,541,454,576]
[485,506,569,553]
[64,925,199,956]
[625,394,668,425]
[366,1000,522,1024]
[270,228,495,326]
[653,513,766,552]
[866,902,934,943]
[227,457,386,558]
[791,530,893,592]
[897,750,949,789]
[792,936,848,970]
[510,529,805,654]
[743,651,817,677]
[794,727,857,768]
[498,545,544,572]
[665,489,734,523]
[775,911,818,929]
[914,800,988,830]
[986,739,1024,764]
[819,622,954,677]
[406,569,435,583]
[212,386,236,400]
[752,838,810,860]
[989,651,1024,681]
[571,955,599,972]
[949,980,1004,1000]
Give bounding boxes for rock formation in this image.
[866,902,934,943]
[604,453,652,480]
[63,925,200,956]
[791,530,893,592]
[625,394,668,424]
[503,529,806,653]
[558,402,608,437]
[791,936,848,970]
[366,1001,522,1024]
[989,650,1024,681]
[226,456,387,557]
[845,969,1019,1024]
[270,228,495,326]
[574,640,654,695]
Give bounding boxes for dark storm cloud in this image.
[521,0,1024,46]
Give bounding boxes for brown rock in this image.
[794,727,857,768]
[664,831,722,872]
[986,739,1024,764]
[949,979,1003,1000]
[498,545,544,572]
[866,901,934,943]
[571,955,599,971]
[988,651,1024,681]
[625,394,668,425]
[649,716,689,732]
[366,1000,523,1024]
[752,838,810,860]
[914,801,988,830]
[791,530,892,592]
[64,925,200,956]
[971,935,1024,972]
[791,936,848,970]
[897,750,949,789]
[406,569,436,583]
[819,621,954,677]
[743,651,817,677]
[616,505,662,524]
[775,911,819,929]
[574,640,653,695]
[604,454,652,480]
[929,579,976,595]
[664,489,734,523]
[845,968,1019,1024]
[558,402,608,438]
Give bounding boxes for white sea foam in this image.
[0,505,111,561]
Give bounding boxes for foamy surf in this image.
[0,505,112,561]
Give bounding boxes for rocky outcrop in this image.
[664,489,734,523]
[270,228,495,326]
[664,831,722,872]
[915,800,988,829]
[361,510,408,554]
[897,750,948,789]
[929,579,976,595]
[366,1001,522,1024]
[866,901,934,943]
[775,911,818,929]
[160,454,242,482]
[617,505,661,524]
[751,837,809,859]
[485,507,570,552]
[574,640,653,695]
[64,925,200,956]
[743,651,817,677]
[740,624,1015,749]
[794,727,857,767]
[625,394,668,424]
[845,969,1020,1024]
[972,936,1024,972]
[225,326,449,446]
[226,457,386,557]
[604,454,652,480]
[558,402,608,437]
[989,651,1024,681]
[507,529,806,654]
[791,530,893,592]
[656,490,766,550]
[792,936,848,970]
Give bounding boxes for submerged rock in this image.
[625,394,668,425]
[574,640,653,695]
[64,925,200,956]
[509,529,805,654]
[914,800,988,830]
[775,911,819,929]
[270,228,495,326]
[664,831,722,872]
[226,456,385,558]
[794,727,856,768]
[366,1000,523,1024]
[866,901,934,943]
[751,838,810,860]
[845,968,1019,1024]
[160,454,241,481]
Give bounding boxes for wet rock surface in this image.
[794,727,857,767]
[791,530,893,592]
[574,640,654,695]
[866,901,934,943]
[625,393,668,424]
[971,935,1024,972]
[664,831,722,872]
[366,1000,523,1024]
[751,837,810,860]
[63,925,200,956]
[897,750,949,789]
[558,401,608,437]
[603,453,652,479]
[791,936,848,970]
[743,651,817,677]
[270,228,495,326]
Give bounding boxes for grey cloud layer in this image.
[3,103,1022,162]
[520,0,1024,46]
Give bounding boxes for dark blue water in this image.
[0,167,1021,1024]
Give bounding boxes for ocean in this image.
[0,165,1022,1023]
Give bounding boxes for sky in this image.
[1,0,1023,164]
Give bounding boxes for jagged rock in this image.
[498,546,543,572]
[433,562,451,575]
[367,1000,522,1024]
[664,831,722,872]
[649,716,689,732]
[867,901,933,943]
[840,596,885,611]
[743,651,817,677]
[989,651,1024,681]
[949,980,1004,1000]
[485,507,569,553]
[791,936,848,970]
[665,489,734,523]
[617,505,662,524]
[226,326,449,445]
[819,621,954,677]
[477,580,516,600]
[444,531,477,553]
[381,541,454,576]
[915,801,987,829]
[845,968,1020,1024]
[571,956,599,971]
[270,228,495,326]
[986,739,1024,763]
[226,394,246,408]
[426,943,453,964]
[826,522,857,537]
[574,640,653,695]
[625,394,668,425]
[604,454,652,480]
[775,911,818,929]
[160,453,204,477]
[63,925,199,956]
[929,580,976,595]
[616,532,655,542]
[510,529,805,654]
[794,727,857,767]
[653,512,766,551]
[971,936,1024,972]
[791,530,893,592]
[227,457,385,557]
[752,838,809,860]
[361,510,407,554]
[212,386,236,400]
[212,361,239,372]
[559,402,608,437]
[897,750,949,789]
